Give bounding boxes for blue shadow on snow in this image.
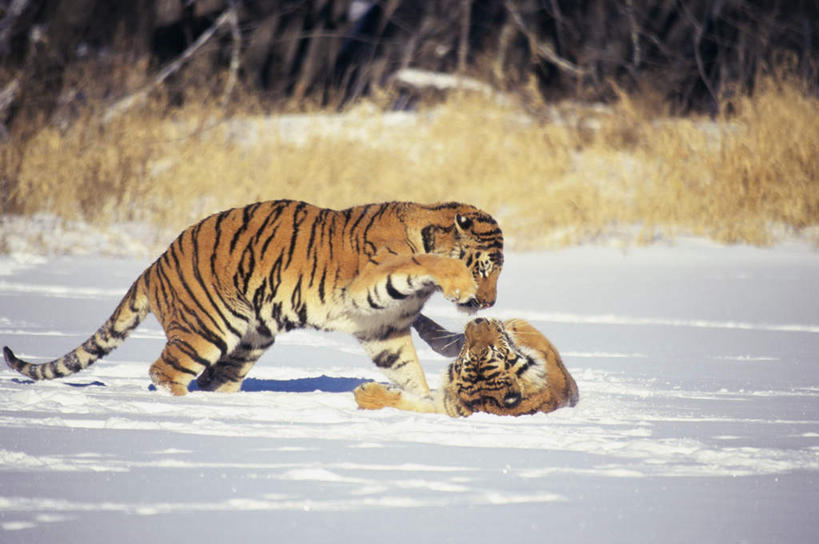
[12,377,106,388]
[12,375,368,393]
[147,375,369,393]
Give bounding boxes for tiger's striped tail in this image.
[3,278,150,381]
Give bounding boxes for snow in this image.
[1,241,818,542]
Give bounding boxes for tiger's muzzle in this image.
[457,298,493,313]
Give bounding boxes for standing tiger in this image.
[4,200,504,396]
[354,315,579,417]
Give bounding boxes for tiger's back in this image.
[145,199,499,344]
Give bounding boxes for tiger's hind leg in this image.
[195,331,274,393]
[149,333,230,396]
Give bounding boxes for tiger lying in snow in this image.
[354,315,579,417]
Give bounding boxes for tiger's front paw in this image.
[434,260,478,307]
[354,382,402,410]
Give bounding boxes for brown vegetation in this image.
[2,71,816,251]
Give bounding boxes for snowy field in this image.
[1,241,818,542]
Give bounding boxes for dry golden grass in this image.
[2,75,817,252]
[627,78,819,245]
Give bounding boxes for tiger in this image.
[4,200,504,396]
[354,315,579,417]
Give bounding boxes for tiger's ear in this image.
[455,214,473,233]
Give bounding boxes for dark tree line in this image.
[1,0,817,129]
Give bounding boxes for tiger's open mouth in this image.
[457,298,491,313]
[456,299,480,313]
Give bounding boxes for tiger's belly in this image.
[251,288,429,338]
[325,295,429,337]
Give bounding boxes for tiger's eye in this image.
[456,214,473,230]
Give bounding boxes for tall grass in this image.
[630,77,819,244]
[2,75,817,251]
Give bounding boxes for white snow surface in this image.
[1,241,818,542]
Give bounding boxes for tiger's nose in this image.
[476,291,496,309]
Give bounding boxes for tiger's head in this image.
[442,318,577,417]
[421,206,504,312]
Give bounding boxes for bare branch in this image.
[0,77,20,140]
[504,0,588,77]
[221,4,242,107]
[104,6,239,121]
[548,0,567,54]
[457,0,472,77]
[625,0,641,70]
[493,18,516,83]
[0,77,19,115]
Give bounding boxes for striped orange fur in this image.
[4,200,503,395]
[354,316,578,417]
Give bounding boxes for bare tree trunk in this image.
[679,1,718,111]
[493,18,516,85]
[221,3,242,107]
[457,0,472,77]
[625,0,641,71]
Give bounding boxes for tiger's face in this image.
[445,318,546,416]
[456,212,504,311]
[422,210,503,312]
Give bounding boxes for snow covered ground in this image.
[1,241,818,542]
